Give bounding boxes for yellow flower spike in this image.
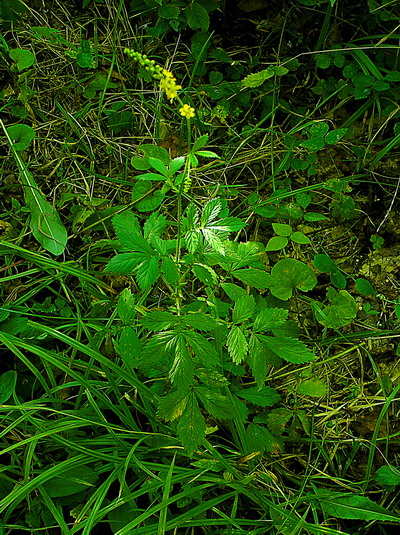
[179,104,195,119]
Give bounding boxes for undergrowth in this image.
[0,0,400,533]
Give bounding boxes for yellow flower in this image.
[179,104,195,119]
[159,76,182,102]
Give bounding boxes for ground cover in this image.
[0,0,400,533]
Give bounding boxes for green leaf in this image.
[253,307,289,332]
[313,253,337,272]
[304,212,329,222]
[140,311,177,331]
[112,211,141,247]
[136,256,160,289]
[290,231,311,245]
[135,172,166,181]
[297,378,327,397]
[265,236,288,251]
[118,326,141,367]
[260,335,316,364]
[355,278,375,296]
[300,137,325,151]
[131,181,164,212]
[158,3,180,18]
[183,330,219,367]
[237,386,280,407]
[177,392,205,454]
[195,386,234,419]
[130,144,170,171]
[158,389,190,421]
[316,53,331,69]
[310,491,400,523]
[148,157,168,176]
[0,370,17,404]
[313,288,357,329]
[183,312,219,331]
[310,122,329,137]
[248,335,268,388]
[162,256,179,285]
[184,2,210,31]
[232,268,271,289]
[268,258,317,300]
[9,48,35,71]
[192,263,218,286]
[232,295,256,324]
[264,408,293,434]
[227,325,248,364]
[169,334,194,388]
[375,465,400,491]
[272,223,292,236]
[194,150,219,158]
[6,124,35,151]
[325,128,348,145]
[221,282,248,300]
[41,465,99,498]
[242,67,275,87]
[105,252,143,274]
[330,268,347,289]
[246,423,283,454]
[192,134,209,152]
[117,288,136,324]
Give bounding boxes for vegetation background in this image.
[0,0,400,533]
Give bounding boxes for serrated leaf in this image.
[221,282,248,300]
[265,408,293,434]
[136,256,159,289]
[297,379,327,397]
[143,212,167,239]
[148,157,168,176]
[195,386,234,419]
[237,386,280,407]
[183,312,219,331]
[112,211,141,248]
[192,134,209,152]
[253,307,289,332]
[197,369,229,388]
[261,335,315,364]
[169,334,194,388]
[158,3,180,18]
[185,2,210,31]
[183,330,219,366]
[265,236,288,251]
[232,295,256,324]
[310,491,400,523]
[268,258,317,300]
[177,392,205,454]
[242,67,274,88]
[117,288,136,324]
[140,311,177,331]
[232,268,271,289]
[192,263,218,286]
[158,389,190,421]
[246,423,283,454]
[118,326,141,367]
[248,335,268,388]
[227,325,248,364]
[105,252,143,274]
[162,256,179,285]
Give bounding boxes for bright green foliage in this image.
[0,370,17,403]
[375,465,400,491]
[313,288,358,329]
[266,222,311,251]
